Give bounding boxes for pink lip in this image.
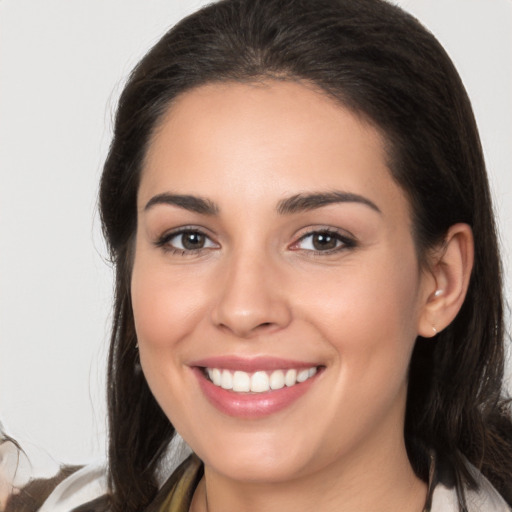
[190,357,322,419]
[189,355,318,372]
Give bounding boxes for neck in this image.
[190,437,427,512]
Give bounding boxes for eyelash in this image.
[290,228,357,255]
[154,227,217,256]
[154,227,357,256]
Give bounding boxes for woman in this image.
[6,0,512,510]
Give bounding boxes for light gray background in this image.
[1,0,511,465]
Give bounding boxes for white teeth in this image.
[250,371,269,392]
[296,369,310,382]
[212,368,222,386]
[285,369,297,387]
[221,369,233,390]
[269,370,285,390]
[233,371,250,392]
[206,366,318,393]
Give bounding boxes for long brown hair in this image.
[98,0,512,510]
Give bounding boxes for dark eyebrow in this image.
[277,191,381,215]
[144,193,219,215]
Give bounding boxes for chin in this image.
[186,427,318,483]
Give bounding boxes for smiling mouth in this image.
[202,366,320,393]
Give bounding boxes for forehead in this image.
[139,80,408,221]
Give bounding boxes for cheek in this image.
[298,249,422,377]
[130,249,205,423]
[131,253,206,351]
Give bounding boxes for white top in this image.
[431,462,511,511]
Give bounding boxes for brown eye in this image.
[181,232,206,250]
[157,229,217,253]
[293,230,356,253]
[311,232,338,250]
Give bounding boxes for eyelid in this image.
[154,225,219,254]
[289,226,357,253]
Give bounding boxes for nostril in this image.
[254,322,279,332]
[212,286,293,337]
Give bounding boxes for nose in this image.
[211,250,292,338]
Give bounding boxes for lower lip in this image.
[193,368,320,418]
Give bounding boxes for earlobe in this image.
[418,223,474,338]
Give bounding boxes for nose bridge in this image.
[212,243,291,337]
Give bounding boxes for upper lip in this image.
[189,356,321,373]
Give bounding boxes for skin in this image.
[131,80,473,511]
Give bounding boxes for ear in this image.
[417,223,474,338]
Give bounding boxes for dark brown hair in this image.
[98,0,512,510]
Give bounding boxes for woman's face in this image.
[132,81,433,483]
